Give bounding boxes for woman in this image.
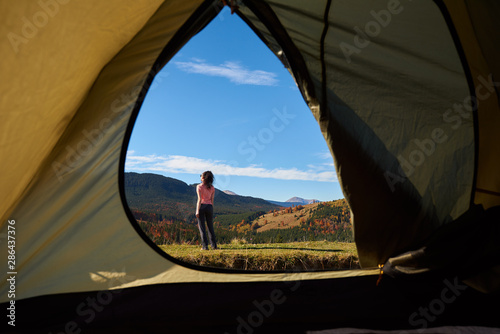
[196,171,218,250]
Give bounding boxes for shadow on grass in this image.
[219,246,344,252]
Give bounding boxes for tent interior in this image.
[1,0,499,332]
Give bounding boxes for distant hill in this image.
[126,173,353,244]
[124,172,279,222]
[267,197,320,207]
[254,199,350,233]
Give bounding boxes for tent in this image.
[1,0,499,332]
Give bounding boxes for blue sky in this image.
[125,7,344,202]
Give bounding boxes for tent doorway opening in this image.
[124,6,356,272]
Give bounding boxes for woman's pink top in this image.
[197,183,214,205]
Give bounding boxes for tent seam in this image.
[241,0,318,106]
[118,0,225,271]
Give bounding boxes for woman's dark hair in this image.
[202,171,214,189]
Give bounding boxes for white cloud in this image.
[174,60,278,86]
[125,154,337,182]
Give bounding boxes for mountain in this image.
[255,199,350,234]
[286,197,319,205]
[266,197,320,207]
[223,190,238,196]
[124,172,279,221]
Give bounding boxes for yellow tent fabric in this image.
[446,0,500,209]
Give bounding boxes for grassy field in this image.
[254,202,321,232]
[159,240,359,271]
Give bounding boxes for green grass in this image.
[159,241,359,271]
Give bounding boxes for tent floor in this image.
[3,273,500,333]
